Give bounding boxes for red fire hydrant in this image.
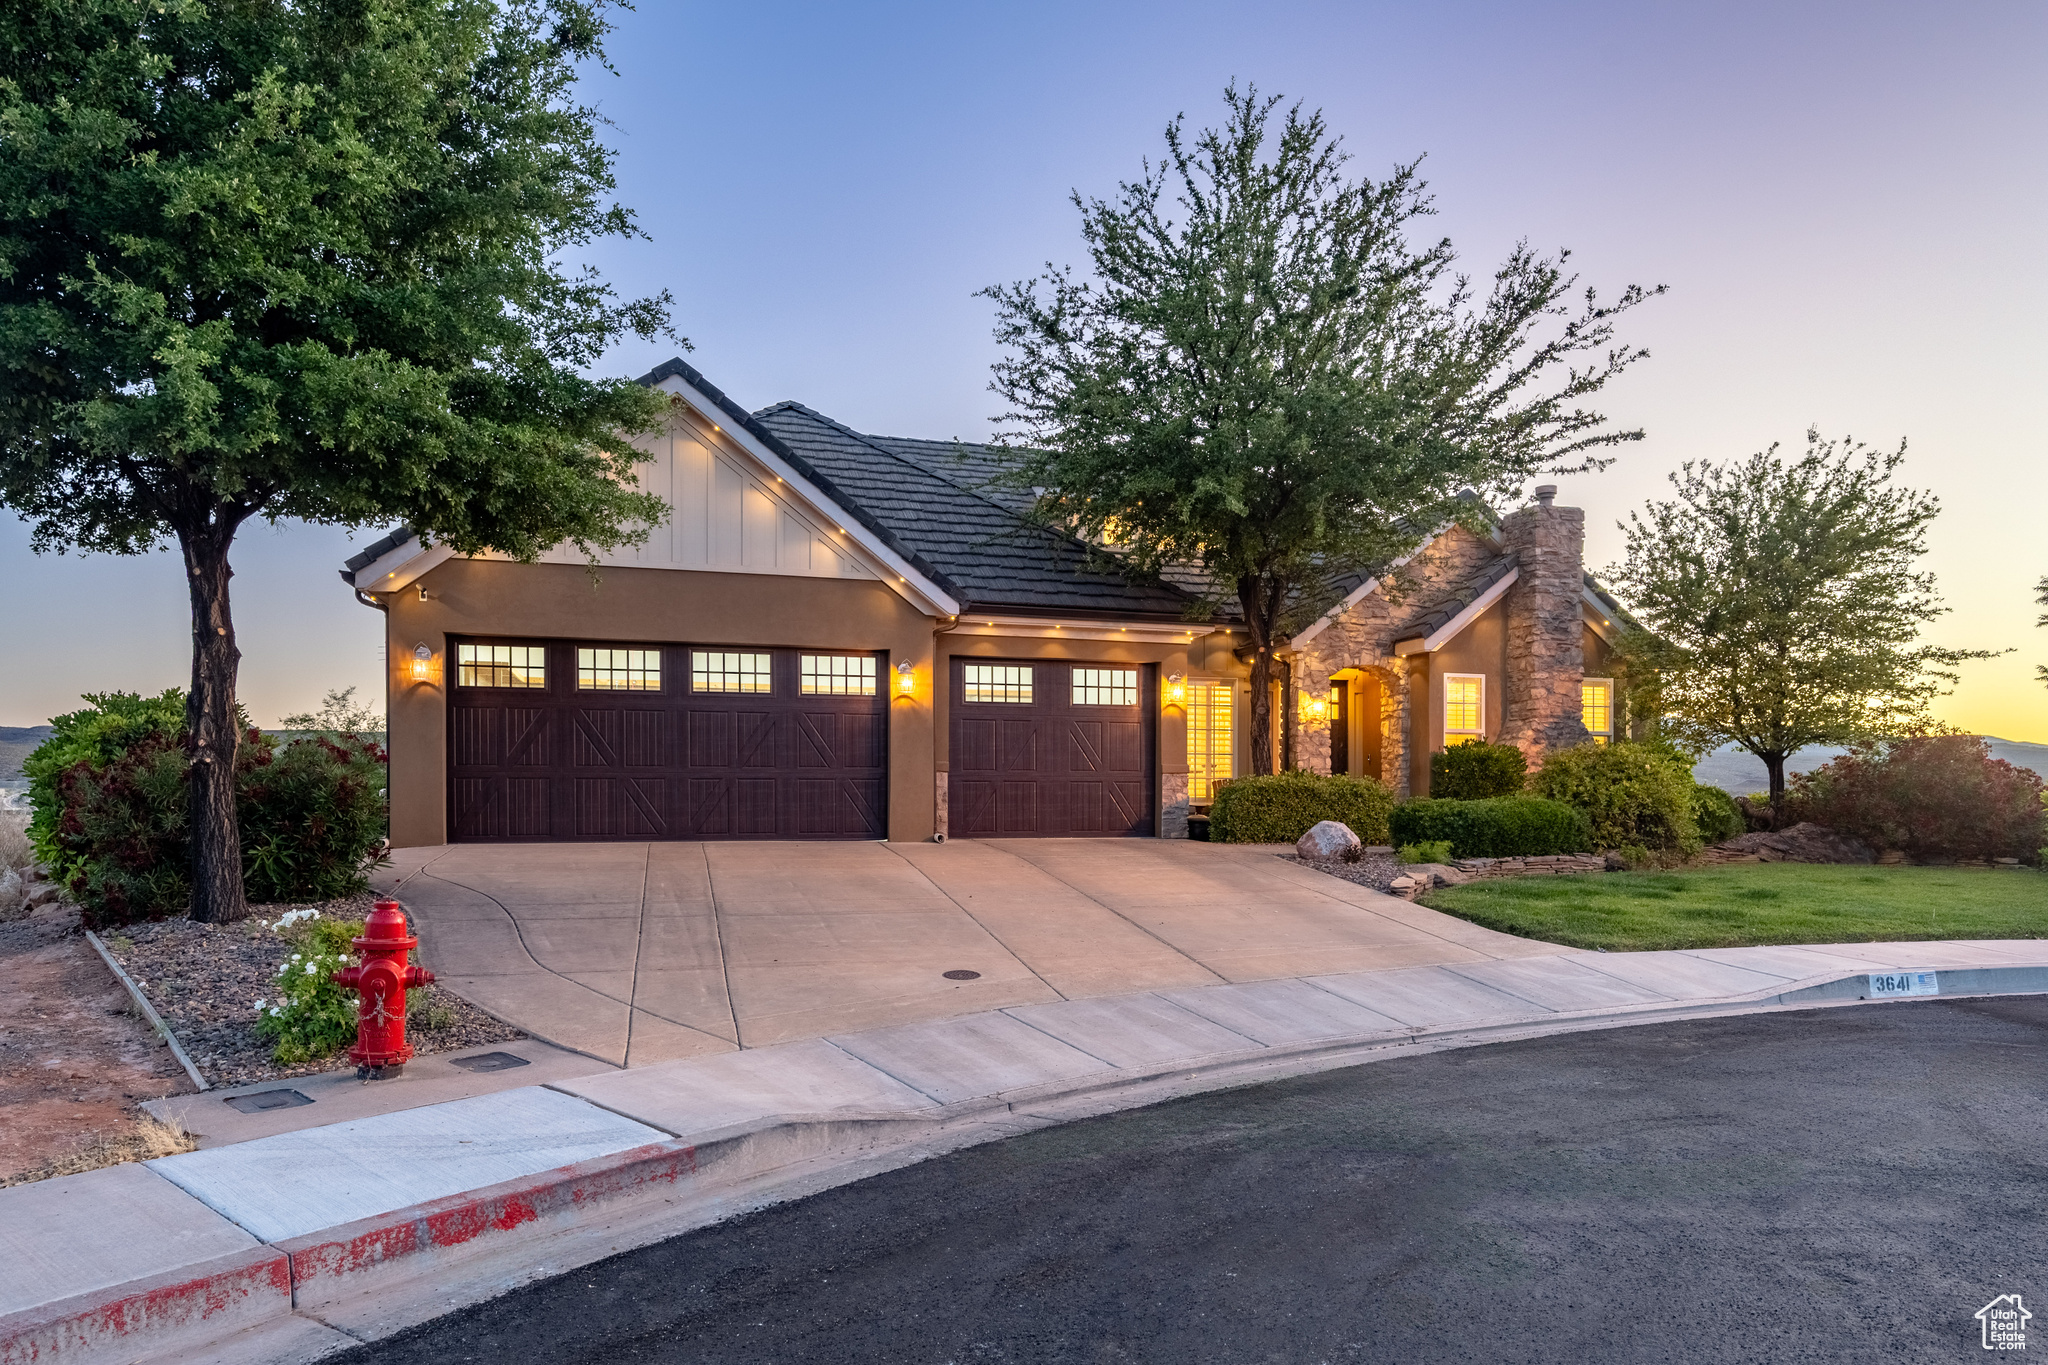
[332,899,435,1079]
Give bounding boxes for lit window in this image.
[578,647,661,691]
[691,651,772,693]
[457,643,546,689]
[801,654,877,696]
[1444,674,1483,744]
[1187,682,1234,800]
[963,664,1032,704]
[1072,667,1138,706]
[1582,678,1614,745]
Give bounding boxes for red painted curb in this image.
[0,1246,291,1365]
[280,1140,697,1310]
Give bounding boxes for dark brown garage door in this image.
[447,640,887,842]
[948,658,1154,837]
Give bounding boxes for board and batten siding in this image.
[534,408,875,582]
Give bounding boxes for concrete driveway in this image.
[380,839,1566,1067]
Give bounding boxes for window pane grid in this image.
[801,654,876,696]
[963,664,1032,704]
[1582,680,1613,741]
[1072,667,1138,707]
[578,647,661,691]
[1188,682,1234,801]
[1445,676,1482,736]
[692,651,772,693]
[457,643,546,689]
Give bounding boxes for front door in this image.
[947,658,1155,837]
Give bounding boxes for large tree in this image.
[982,85,1659,772]
[1607,431,1994,822]
[0,0,674,921]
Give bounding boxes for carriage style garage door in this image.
[948,658,1155,837]
[446,640,887,841]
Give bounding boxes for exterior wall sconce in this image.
[1301,690,1329,722]
[896,661,915,695]
[1167,673,1186,703]
[411,643,434,682]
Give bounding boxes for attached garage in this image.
[948,658,1155,837]
[446,639,888,842]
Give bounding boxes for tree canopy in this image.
[981,85,1660,771]
[1605,431,1993,818]
[0,0,675,919]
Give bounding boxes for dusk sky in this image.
[4,0,2043,741]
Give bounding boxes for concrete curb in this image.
[0,1245,289,1365]
[8,955,2047,1363]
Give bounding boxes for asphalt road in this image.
[344,997,2047,1364]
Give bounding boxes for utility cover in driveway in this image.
[948,658,1154,836]
[448,640,886,841]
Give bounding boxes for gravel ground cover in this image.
[104,896,519,1088]
[1283,850,1401,893]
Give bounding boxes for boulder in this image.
[23,878,63,908]
[1295,820,1362,860]
[1712,822,1874,865]
[0,868,20,912]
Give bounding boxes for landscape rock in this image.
[0,868,20,917]
[23,879,64,908]
[1296,820,1362,860]
[1710,822,1874,866]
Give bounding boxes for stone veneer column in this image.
[1499,486,1591,764]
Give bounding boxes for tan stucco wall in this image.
[377,560,941,847]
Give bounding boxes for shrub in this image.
[52,732,194,929]
[1787,735,2045,862]
[240,734,391,902]
[1397,840,1454,865]
[29,692,389,925]
[25,691,187,883]
[1532,741,1700,854]
[1428,741,1528,799]
[1210,770,1396,845]
[1389,796,1591,858]
[1690,784,1746,844]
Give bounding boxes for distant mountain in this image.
[1694,737,2048,795]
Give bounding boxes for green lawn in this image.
[1419,863,2048,952]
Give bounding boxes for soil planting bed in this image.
[1285,850,1402,893]
[105,894,519,1089]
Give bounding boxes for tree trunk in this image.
[181,520,248,923]
[1762,751,1788,831]
[1246,645,1276,776]
[1278,655,1295,772]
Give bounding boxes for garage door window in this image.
[963,664,1032,703]
[801,654,876,696]
[577,648,661,691]
[1072,667,1137,706]
[692,651,772,693]
[457,643,546,689]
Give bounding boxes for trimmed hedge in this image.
[1532,741,1701,854]
[1388,796,1592,858]
[1429,741,1528,799]
[1210,770,1395,845]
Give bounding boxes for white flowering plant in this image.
[253,941,358,1064]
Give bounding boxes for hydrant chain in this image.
[332,899,436,1079]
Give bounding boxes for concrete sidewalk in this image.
[381,839,1567,1066]
[8,937,2047,1364]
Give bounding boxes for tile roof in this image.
[1396,553,1520,644]
[751,402,1195,618]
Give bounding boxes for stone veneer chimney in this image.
[1499,485,1590,762]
